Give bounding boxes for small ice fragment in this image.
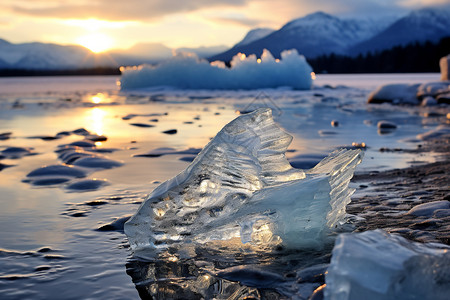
[325,229,450,300]
[125,109,363,254]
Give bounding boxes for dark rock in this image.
[162,129,177,135]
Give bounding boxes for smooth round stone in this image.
[31,178,71,186]
[66,179,108,191]
[85,134,107,142]
[96,215,131,232]
[162,129,177,135]
[377,120,397,129]
[179,156,195,162]
[72,128,90,135]
[1,147,34,158]
[407,201,450,217]
[130,123,154,128]
[73,157,122,169]
[67,140,96,148]
[27,165,86,178]
[421,96,437,106]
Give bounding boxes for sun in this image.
[77,33,113,53]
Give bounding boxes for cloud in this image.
[6,0,449,24]
[9,0,248,21]
[210,16,268,28]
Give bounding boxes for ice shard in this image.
[124,109,362,253]
[325,230,450,300]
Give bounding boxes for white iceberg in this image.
[325,229,450,300]
[119,49,313,90]
[124,109,362,254]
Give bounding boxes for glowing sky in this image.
[0,0,447,52]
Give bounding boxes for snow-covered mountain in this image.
[350,8,450,55]
[234,28,275,47]
[209,12,395,61]
[210,7,450,61]
[175,45,228,58]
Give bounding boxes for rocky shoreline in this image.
[349,135,450,245]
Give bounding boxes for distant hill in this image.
[0,40,115,70]
[0,40,227,70]
[210,7,450,62]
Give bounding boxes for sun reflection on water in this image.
[86,107,107,136]
[91,93,105,104]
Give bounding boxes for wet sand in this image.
[349,135,450,245]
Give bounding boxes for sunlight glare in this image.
[77,33,113,53]
[91,93,105,104]
[86,107,107,136]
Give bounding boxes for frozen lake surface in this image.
[0,73,445,299]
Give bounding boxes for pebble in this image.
[96,215,131,232]
[421,96,437,106]
[134,147,200,158]
[318,130,337,136]
[72,157,123,169]
[26,165,86,178]
[72,128,90,136]
[0,132,12,140]
[85,134,107,142]
[406,201,450,217]
[179,156,196,162]
[66,179,109,191]
[162,129,177,135]
[377,120,397,129]
[130,123,155,128]
[67,140,96,148]
[1,147,35,159]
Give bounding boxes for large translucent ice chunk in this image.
[325,230,450,300]
[124,109,362,253]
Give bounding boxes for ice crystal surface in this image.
[325,230,450,300]
[125,109,362,253]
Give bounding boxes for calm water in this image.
[0,73,444,299]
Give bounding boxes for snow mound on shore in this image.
[119,49,313,90]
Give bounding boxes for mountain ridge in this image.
[209,7,450,62]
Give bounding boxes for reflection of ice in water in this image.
[125,109,363,256]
